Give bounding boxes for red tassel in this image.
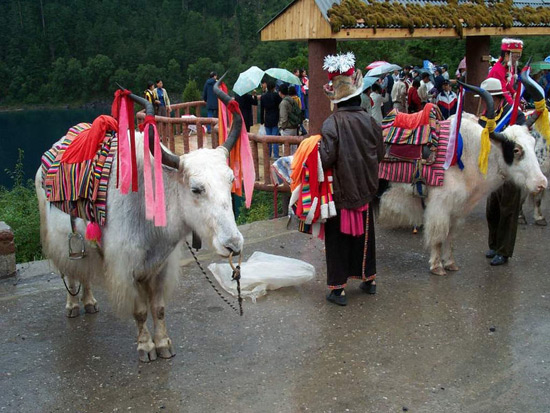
[85,222,102,244]
[227,100,241,114]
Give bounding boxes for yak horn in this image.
[520,60,546,128]
[213,72,242,153]
[458,80,508,143]
[119,85,180,170]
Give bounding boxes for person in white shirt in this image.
[391,71,408,112]
[418,72,434,106]
[370,83,389,125]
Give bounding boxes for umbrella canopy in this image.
[366,60,388,70]
[233,66,265,96]
[545,55,550,63]
[362,76,378,91]
[458,57,467,70]
[531,61,550,72]
[265,68,301,85]
[366,63,401,77]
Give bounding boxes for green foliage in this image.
[182,80,202,114]
[0,150,42,263]
[236,191,284,225]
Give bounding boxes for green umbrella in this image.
[265,68,301,85]
[233,66,265,96]
[531,61,550,72]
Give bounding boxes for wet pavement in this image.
[1,201,549,413]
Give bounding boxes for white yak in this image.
[35,78,244,362]
[379,79,547,276]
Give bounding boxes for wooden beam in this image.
[464,36,490,114]
[263,25,550,42]
[308,39,337,135]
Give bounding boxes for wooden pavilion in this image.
[260,0,550,134]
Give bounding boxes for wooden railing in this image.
[136,101,303,215]
[136,101,220,153]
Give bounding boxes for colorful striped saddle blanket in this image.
[378,120,451,187]
[40,122,117,226]
[382,105,442,147]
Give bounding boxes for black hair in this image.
[156,79,162,84]
[299,68,306,77]
[371,83,382,93]
[421,72,430,80]
[267,80,276,91]
[147,81,154,88]
[209,71,217,78]
[413,79,421,88]
[279,84,289,95]
[288,86,297,96]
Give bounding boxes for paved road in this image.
[1,201,549,412]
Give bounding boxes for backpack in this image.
[286,96,303,128]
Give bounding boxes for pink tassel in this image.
[85,222,102,243]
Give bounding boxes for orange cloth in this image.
[61,115,118,164]
[394,103,434,130]
[290,134,321,192]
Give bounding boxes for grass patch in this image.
[0,150,42,263]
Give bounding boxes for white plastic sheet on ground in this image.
[208,252,315,302]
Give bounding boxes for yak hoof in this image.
[518,215,527,225]
[139,348,157,363]
[84,303,99,314]
[66,306,80,318]
[430,267,447,276]
[535,218,547,226]
[444,263,459,271]
[157,346,176,359]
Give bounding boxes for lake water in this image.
[0,107,110,188]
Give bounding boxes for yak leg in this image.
[534,190,547,226]
[64,274,81,318]
[134,282,156,362]
[442,226,459,272]
[147,274,175,359]
[82,279,99,314]
[424,205,448,276]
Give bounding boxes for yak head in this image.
[127,75,244,257]
[460,75,547,194]
[497,125,547,194]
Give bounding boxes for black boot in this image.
[359,280,377,294]
[326,289,347,306]
[490,255,508,266]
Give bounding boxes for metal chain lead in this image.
[185,241,243,316]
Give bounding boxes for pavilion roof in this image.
[260,0,550,41]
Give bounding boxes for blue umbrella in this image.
[362,76,378,91]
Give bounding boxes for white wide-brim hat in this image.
[474,77,510,97]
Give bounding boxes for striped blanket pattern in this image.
[40,123,117,226]
[382,108,440,146]
[379,120,451,187]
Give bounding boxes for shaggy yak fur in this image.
[379,114,547,276]
[36,136,243,362]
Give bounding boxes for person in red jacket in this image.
[407,79,422,113]
[487,38,523,105]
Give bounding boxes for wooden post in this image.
[464,35,490,114]
[308,39,337,135]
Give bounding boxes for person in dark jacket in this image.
[235,92,258,132]
[203,71,219,132]
[477,77,525,266]
[260,80,282,157]
[319,52,385,306]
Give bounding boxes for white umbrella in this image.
[366,63,402,77]
[265,68,301,85]
[233,66,265,96]
[362,76,378,91]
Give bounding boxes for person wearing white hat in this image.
[477,77,526,266]
[320,52,384,306]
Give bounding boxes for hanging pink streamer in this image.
[117,98,132,194]
[142,118,167,227]
[239,113,255,208]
